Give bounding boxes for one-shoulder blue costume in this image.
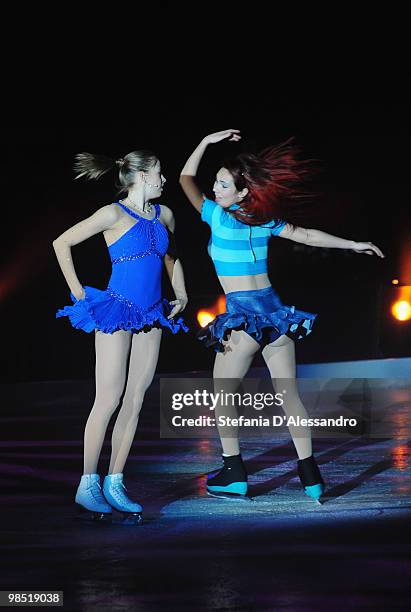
[56,202,188,335]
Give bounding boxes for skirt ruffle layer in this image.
[56,285,188,335]
[197,287,317,352]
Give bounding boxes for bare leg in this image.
[108,327,162,474]
[213,330,260,456]
[262,334,312,460]
[83,330,132,474]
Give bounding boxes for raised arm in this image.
[179,129,241,212]
[277,223,385,257]
[52,204,120,300]
[160,205,188,318]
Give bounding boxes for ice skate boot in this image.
[75,473,112,522]
[297,455,325,504]
[103,473,143,525]
[207,454,248,498]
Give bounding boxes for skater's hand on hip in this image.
[168,296,188,319]
[352,241,385,257]
[203,129,241,145]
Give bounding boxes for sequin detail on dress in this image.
[111,221,164,264]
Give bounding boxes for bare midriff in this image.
[218,272,271,294]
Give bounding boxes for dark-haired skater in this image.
[180,129,384,502]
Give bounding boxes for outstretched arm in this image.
[277,223,385,257]
[160,206,188,318]
[52,204,120,300]
[179,129,241,212]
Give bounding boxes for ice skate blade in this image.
[116,512,143,526]
[75,505,112,523]
[206,490,254,502]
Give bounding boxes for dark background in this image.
[1,101,410,382]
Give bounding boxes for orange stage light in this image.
[216,295,227,314]
[197,310,215,327]
[197,295,227,327]
[391,300,411,322]
[391,285,411,322]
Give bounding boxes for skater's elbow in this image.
[52,237,63,249]
[52,236,69,252]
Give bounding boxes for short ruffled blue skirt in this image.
[197,286,317,352]
[56,285,188,335]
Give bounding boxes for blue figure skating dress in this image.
[56,202,188,335]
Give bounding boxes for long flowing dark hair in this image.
[223,137,321,225]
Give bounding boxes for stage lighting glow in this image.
[392,444,409,471]
[197,311,214,327]
[216,295,227,314]
[391,300,411,321]
[197,296,227,327]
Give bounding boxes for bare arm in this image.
[277,223,385,257]
[179,175,205,213]
[179,129,241,212]
[52,204,120,300]
[179,139,208,212]
[160,206,188,318]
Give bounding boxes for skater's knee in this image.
[126,409,141,428]
[92,388,123,416]
[117,401,143,430]
[131,388,146,410]
[85,407,113,432]
[122,387,145,413]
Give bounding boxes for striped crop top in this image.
[201,198,286,276]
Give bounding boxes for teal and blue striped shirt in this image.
[201,198,286,276]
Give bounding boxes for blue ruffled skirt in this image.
[56,285,188,335]
[197,286,317,352]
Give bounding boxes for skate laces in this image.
[111,481,130,503]
[90,481,106,503]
